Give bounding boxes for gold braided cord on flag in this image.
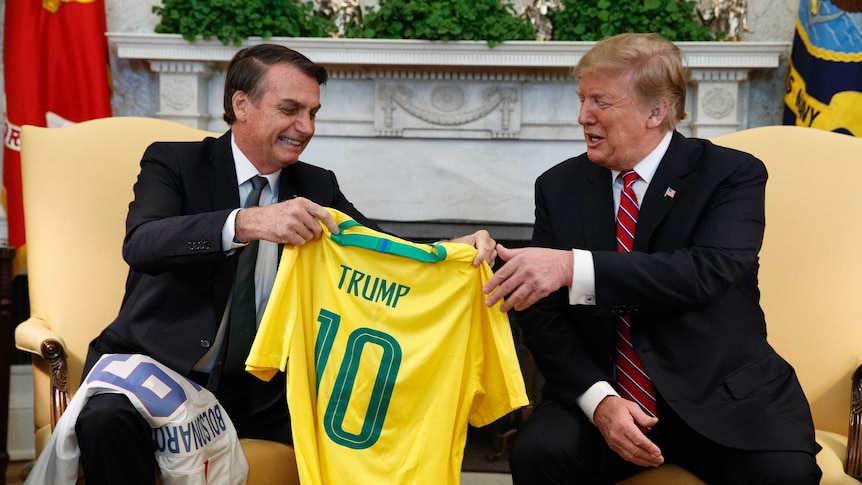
[42,0,96,15]
[785,61,862,135]
[795,18,862,63]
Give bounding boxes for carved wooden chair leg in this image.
[845,363,862,478]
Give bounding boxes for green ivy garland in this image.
[152,0,722,46]
[549,0,722,42]
[342,0,535,47]
[153,0,335,46]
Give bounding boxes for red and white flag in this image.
[3,0,113,274]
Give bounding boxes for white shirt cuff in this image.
[569,249,596,305]
[222,208,244,253]
[576,381,619,424]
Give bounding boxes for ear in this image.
[232,91,249,122]
[646,99,669,129]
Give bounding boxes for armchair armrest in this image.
[14,317,71,427]
[14,316,64,354]
[846,358,862,478]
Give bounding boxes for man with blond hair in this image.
[485,33,821,484]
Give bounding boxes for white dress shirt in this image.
[569,131,672,422]
[194,134,281,372]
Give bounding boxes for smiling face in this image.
[576,69,669,172]
[231,62,321,174]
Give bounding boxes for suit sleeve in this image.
[592,150,767,316]
[283,162,382,233]
[320,169,381,232]
[514,177,614,406]
[516,145,768,406]
[123,140,234,275]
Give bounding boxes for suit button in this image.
[200,339,211,349]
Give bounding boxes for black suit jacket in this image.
[518,131,818,454]
[86,131,373,376]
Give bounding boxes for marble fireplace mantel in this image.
[107,33,789,230]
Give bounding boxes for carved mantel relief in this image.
[107,34,788,225]
[375,78,521,139]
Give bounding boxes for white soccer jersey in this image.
[246,208,529,485]
[26,353,247,485]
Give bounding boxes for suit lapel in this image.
[581,163,617,251]
[278,164,298,202]
[209,131,241,212]
[205,131,242,317]
[274,165,300,258]
[634,132,692,251]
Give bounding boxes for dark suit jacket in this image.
[86,131,373,377]
[518,131,818,454]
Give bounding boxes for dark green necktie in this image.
[223,175,268,373]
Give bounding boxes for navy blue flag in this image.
[784,0,862,136]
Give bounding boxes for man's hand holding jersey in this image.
[447,229,497,267]
[235,197,340,246]
[235,198,498,267]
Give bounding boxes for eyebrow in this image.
[277,99,322,112]
[576,89,609,100]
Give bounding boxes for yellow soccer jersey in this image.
[246,208,528,485]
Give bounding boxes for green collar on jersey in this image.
[329,219,448,263]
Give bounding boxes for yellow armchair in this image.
[14,116,299,485]
[712,125,862,485]
[619,126,862,484]
[17,118,862,483]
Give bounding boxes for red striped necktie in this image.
[615,170,658,418]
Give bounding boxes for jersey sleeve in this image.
[245,246,301,382]
[467,262,530,427]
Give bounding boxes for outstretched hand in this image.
[483,244,573,312]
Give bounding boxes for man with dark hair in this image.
[74,43,496,484]
[484,33,821,484]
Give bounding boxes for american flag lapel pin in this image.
[664,187,677,199]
